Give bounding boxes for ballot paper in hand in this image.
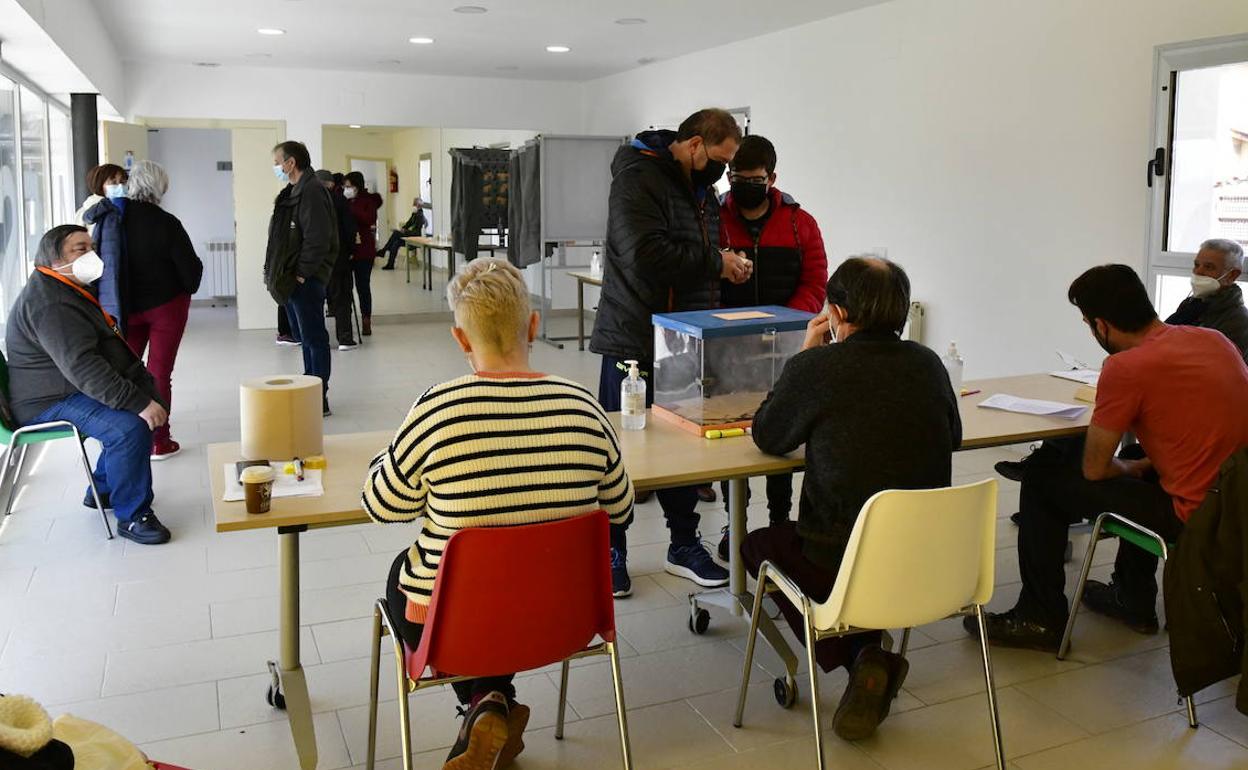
[222,463,324,502]
[978,394,1088,421]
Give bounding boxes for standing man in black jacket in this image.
[590,108,755,597]
[745,256,961,741]
[316,169,359,351]
[265,141,338,415]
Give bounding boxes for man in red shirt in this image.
[974,264,1248,651]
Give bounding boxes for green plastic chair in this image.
[1058,511,1194,727]
[0,352,112,538]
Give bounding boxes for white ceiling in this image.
[94,0,890,81]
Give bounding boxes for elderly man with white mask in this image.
[1167,238,1248,361]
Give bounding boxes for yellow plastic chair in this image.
[735,479,1003,769]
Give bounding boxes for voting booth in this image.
[651,306,814,436]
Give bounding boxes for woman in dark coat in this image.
[119,160,203,459]
[343,171,382,335]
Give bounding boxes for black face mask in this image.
[690,144,726,188]
[730,181,768,209]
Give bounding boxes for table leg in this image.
[423,246,432,291]
[577,279,586,351]
[405,244,411,284]
[728,477,746,617]
[278,528,317,769]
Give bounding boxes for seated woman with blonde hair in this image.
[362,257,634,770]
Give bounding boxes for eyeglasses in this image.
[728,172,768,185]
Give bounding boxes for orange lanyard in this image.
[35,267,121,334]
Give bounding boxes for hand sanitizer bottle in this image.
[943,342,964,393]
[621,360,646,430]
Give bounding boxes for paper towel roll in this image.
[240,375,324,460]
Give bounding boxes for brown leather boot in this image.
[362,316,372,336]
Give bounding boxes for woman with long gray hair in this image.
[120,159,203,459]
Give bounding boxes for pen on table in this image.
[960,389,981,398]
[293,457,304,482]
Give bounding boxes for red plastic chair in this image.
[365,510,633,770]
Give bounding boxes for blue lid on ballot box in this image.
[652,306,815,339]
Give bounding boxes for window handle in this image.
[1147,147,1166,188]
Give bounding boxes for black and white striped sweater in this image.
[362,372,635,620]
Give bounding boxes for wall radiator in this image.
[902,301,924,344]
[204,239,237,299]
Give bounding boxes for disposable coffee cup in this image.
[240,465,276,514]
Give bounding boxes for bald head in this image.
[826,256,912,335]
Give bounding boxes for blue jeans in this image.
[285,278,331,393]
[32,393,153,523]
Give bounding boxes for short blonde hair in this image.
[446,258,531,354]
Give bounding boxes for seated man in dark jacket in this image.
[975,265,1248,652]
[1166,238,1248,361]
[4,225,171,545]
[379,197,426,269]
[745,257,962,741]
[715,134,829,559]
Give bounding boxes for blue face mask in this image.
[104,183,126,200]
[273,164,289,183]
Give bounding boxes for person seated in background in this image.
[714,134,829,561]
[361,257,634,770]
[745,257,961,741]
[974,265,1248,652]
[4,225,172,545]
[379,197,427,269]
[1166,238,1247,360]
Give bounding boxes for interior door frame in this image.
[1144,33,1248,296]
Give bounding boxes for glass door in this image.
[1146,36,1248,318]
[19,85,48,272]
[0,75,21,344]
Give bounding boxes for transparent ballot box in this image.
[651,305,814,436]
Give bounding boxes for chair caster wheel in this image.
[774,676,797,709]
[689,608,711,635]
[266,684,286,710]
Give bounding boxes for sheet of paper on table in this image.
[978,394,1088,421]
[712,310,775,321]
[221,463,324,502]
[1049,369,1100,386]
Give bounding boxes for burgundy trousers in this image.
[124,293,191,443]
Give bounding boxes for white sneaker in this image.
[338,342,360,351]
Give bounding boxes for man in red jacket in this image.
[716,134,829,561]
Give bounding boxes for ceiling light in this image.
[257,28,286,36]
[349,124,362,129]
[409,37,434,44]
[545,45,571,53]
[453,5,487,13]
[615,18,646,25]
[193,61,221,68]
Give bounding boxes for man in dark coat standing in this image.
[265,141,338,415]
[590,108,754,597]
[316,169,359,351]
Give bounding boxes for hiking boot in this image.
[832,646,904,741]
[152,437,181,460]
[117,512,171,545]
[1081,580,1160,634]
[665,542,729,587]
[610,547,632,598]
[83,490,111,509]
[498,701,530,767]
[963,610,1062,653]
[444,691,509,770]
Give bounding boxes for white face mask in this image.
[1191,272,1229,299]
[59,250,105,285]
[343,187,358,200]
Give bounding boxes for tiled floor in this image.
[1,304,1244,770]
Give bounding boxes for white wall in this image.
[579,0,1248,377]
[124,63,583,170]
[13,0,126,113]
[146,127,235,299]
